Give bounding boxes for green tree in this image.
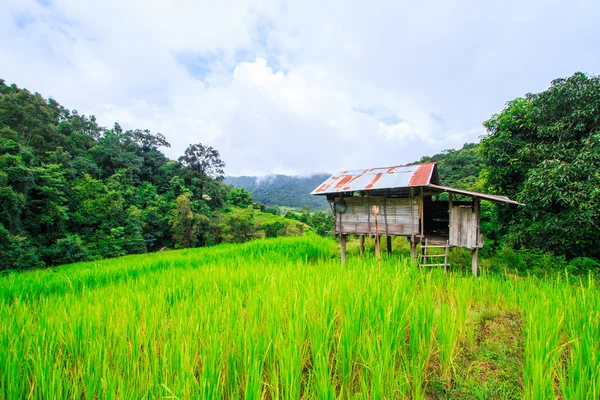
[169,193,200,248]
[218,207,257,243]
[178,143,225,198]
[123,206,147,254]
[481,72,600,258]
[227,187,254,208]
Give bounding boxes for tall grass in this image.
[0,236,598,398]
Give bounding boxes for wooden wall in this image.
[449,203,481,249]
[335,196,420,236]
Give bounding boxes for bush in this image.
[567,257,600,275]
[264,206,280,216]
[263,221,285,238]
[219,207,257,243]
[490,246,567,276]
[45,234,89,265]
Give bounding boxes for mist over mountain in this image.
[225,174,331,210]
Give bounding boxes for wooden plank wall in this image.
[449,204,480,249]
[335,196,419,236]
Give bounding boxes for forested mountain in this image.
[225,174,330,210]
[0,79,294,270]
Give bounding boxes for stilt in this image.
[340,235,347,264]
[386,236,392,255]
[359,234,365,257]
[375,235,381,273]
[471,248,478,277]
[410,239,417,261]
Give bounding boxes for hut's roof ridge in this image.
[310,162,438,195]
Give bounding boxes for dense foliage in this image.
[224,174,330,210]
[415,142,484,191]
[481,72,600,259]
[0,79,309,270]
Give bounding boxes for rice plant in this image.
[0,235,598,399]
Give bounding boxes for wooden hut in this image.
[310,162,521,275]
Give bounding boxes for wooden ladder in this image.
[419,238,450,274]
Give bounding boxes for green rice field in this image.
[1,235,598,399]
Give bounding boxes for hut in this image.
[310,162,521,275]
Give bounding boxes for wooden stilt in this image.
[359,234,365,257]
[471,248,478,277]
[341,235,347,264]
[386,236,392,255]
[444,241,449,275]
[410,239,417,261]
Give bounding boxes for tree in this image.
[218,207,256,243]
[169,193,200,248]
[227,187,254,208]
[481,72,600,259]
[178,143,225,198]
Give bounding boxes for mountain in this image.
[225,174,331,210]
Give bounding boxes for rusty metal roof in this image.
[311,162,438,195]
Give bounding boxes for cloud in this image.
[2,0,599,175]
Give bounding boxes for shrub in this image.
[45,234,89,265]
[567,257,600,275]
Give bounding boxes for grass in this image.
[0,235,598,399]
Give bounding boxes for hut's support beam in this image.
[410,239,417,262]
[341,235,347,264]
[471,248,479,277]
[359,234,365,257]
[386,236,392,255]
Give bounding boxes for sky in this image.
[2,0,599,176]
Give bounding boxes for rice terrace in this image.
[1,234,598,398]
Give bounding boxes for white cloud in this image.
[2,0,599,175]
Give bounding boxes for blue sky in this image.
[2,0,599,175]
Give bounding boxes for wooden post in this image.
[444,241,449,275]
[386,236,392,255]
[359,234,365,257]
[372,205,381,273]
[471,248,478,277]
[472,196,480,277]
[410,188,415,243]
[420,187,425,237]
[473,197,480,247]
[375,235,381,271]
[410,239,417,261]
[340,234,347,264]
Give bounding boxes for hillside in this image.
[2,235,597,398]
[0,79,318,270]
[225,174,330,210]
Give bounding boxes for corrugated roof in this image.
[310,162,522,205]
[310,162,437,195]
